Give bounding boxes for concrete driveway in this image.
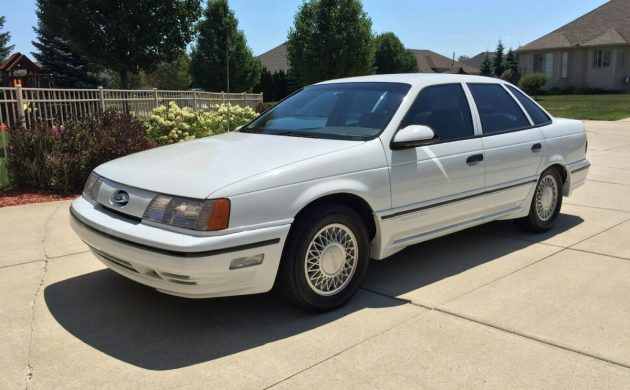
[2,120,630,389]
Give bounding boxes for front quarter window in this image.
[243,82,410,140]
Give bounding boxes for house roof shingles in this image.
[256,44,480,75]
[409,49,480,74]
[257,43,289,73]
[517,0,630,52]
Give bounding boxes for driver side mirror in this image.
[391,125,438,150]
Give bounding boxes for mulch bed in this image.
[0,188,79,208]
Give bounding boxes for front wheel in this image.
[518,168,563,232]
[276,205,369,311]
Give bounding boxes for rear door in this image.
[467,83,545,215]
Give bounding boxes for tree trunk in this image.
[119,70,130,112]
[119,70,129,89]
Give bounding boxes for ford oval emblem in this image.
[112,190,130,207]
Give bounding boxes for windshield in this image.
[242,82,410,140]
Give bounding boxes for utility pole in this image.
[226,30,231,132]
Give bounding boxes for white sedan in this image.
[70,74,590,311]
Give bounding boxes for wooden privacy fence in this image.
[0,86,263,128]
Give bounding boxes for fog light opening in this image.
[229,254,264,270]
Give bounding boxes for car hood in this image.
[94,132,362,199]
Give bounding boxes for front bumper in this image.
[70,196,291,298]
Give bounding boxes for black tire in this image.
[276,204,369,312]
[517,167,563,233]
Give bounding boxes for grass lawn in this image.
[537,94,630,121]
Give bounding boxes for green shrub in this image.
[518,73,548,96]
[145,102,258,145]
[7,110,153,192]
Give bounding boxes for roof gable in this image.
[517,0,630,51]
[257,43,289,73]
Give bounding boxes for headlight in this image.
[83,173,103,202]
[143,195,230,231]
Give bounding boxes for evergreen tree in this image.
[493,40,505,77]
[255,68,289,101]
[190,0,260,92]
[480,54,493,76]
[287,0,375,85]
[31,20,102,88]
[0,16,14,62]
[505,48,518,74]
[373,32,417,74]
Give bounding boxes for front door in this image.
[387,83,485,244]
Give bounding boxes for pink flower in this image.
[51,125,64,135]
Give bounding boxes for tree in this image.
[31,13,103,88]
[480,54,493,76]
[457,55,470,62]
[505,48,518,74]
[493,40,505,77]
[146,52,192,90]
[0,16,14,62]
[287,0,375,86]
[255,68,289,102]
[38,0,201,89]
[190,0,260,92]
[373,32,417,74]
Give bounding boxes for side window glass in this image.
[400,84,474,142]
[468,83,531,134]
[506,85,551,126]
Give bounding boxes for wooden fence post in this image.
[98,86,105,112]
[243,92,247,107]
[15,86,26,128]
[153,88,159,108]
[192,90,198,110]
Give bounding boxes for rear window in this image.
[468,83,531,134]
[506,85,552,126]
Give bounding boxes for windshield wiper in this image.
[274,131,321,138]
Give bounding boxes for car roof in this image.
[315,73,502,87]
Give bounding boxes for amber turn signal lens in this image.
[207,198,231,231]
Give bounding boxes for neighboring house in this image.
[516,0,630,91]
[0,52,52,88]
[257,44,481,75]
[462,51,497,70]
[408,49,480,74]
[257,43,289,74]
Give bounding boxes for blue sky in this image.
[2,0,609,58]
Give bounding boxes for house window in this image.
[544,53,554,78]
[593,49,611,67]
[561,52,568,78]
[533,54,544,72]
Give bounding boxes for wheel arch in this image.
[292,192,377,241]
[540,162,570,196]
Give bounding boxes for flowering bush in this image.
[145,102,258,145]
[7,110,153,192]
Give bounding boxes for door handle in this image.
[466,154,484,165]
[531,143,542,152]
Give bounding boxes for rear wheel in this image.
[518,167,563,232]
[277,204,369,311]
